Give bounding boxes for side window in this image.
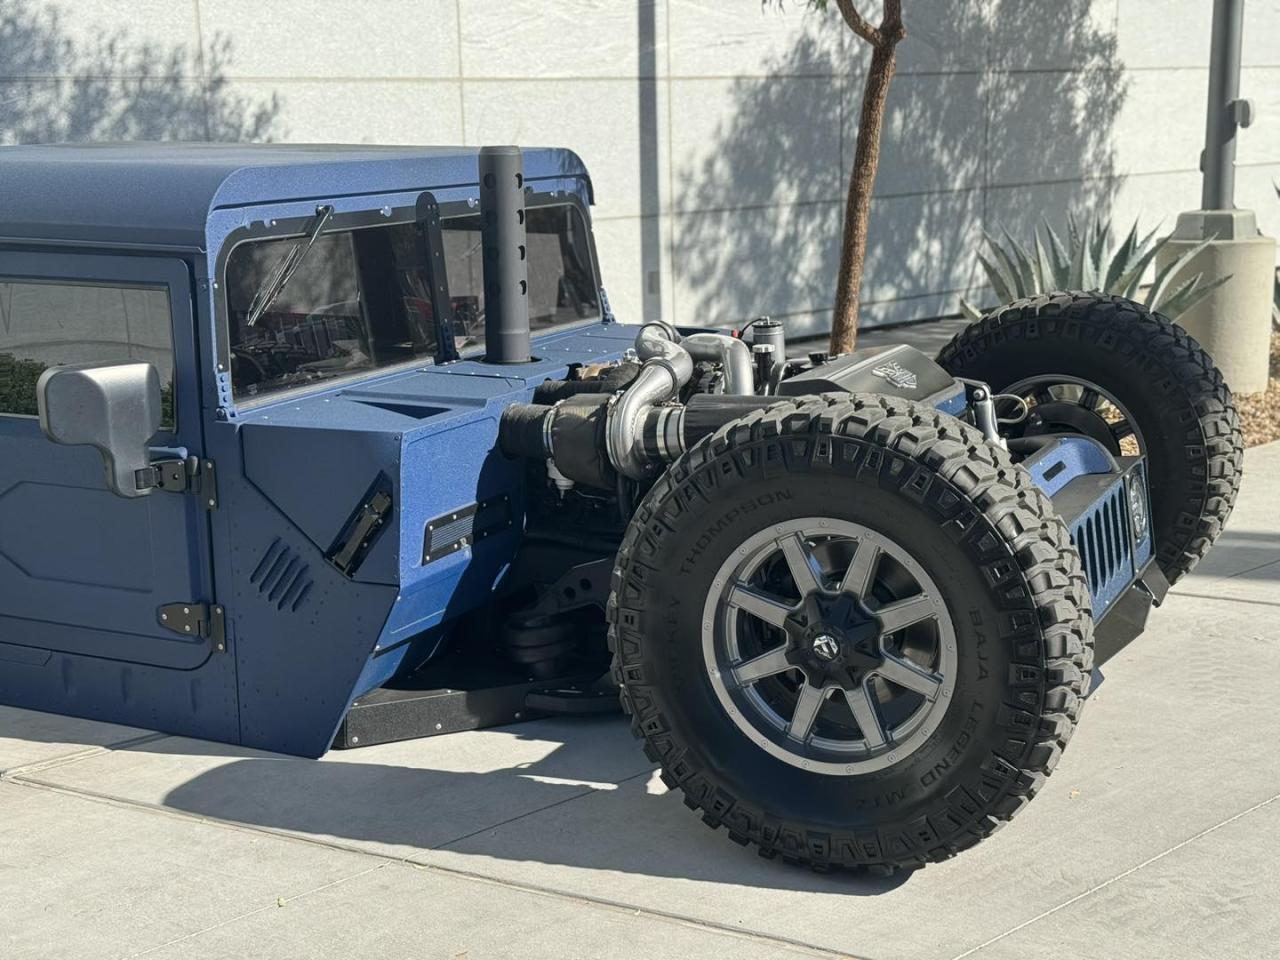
[224,223,438,401]
[0,279,176,426]
[442,204,600,352]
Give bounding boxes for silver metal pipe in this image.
[610,324,694,478]
[1201,0,1246,209]
[636,323,752,395]
[681,333,754,396]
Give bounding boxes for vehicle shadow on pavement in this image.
[1176,528,1280,582]
[149,718,913,896]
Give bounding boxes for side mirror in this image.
[36,362,162,499]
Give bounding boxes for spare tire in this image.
[938,292,1243,584]
[608,395,1092,872]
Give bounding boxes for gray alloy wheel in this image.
[701,518,957,776]
[610,394,1094,870]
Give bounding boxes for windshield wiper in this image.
[246,204,334,328]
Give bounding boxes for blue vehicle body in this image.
[0,144,1149,757]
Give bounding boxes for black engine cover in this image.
[777,344,959,403]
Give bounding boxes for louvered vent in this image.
[1069,483,1132,615]
[250,538,314,613]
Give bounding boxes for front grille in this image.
[1070,481,1133,617]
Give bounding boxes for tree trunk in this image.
[829,23,904,355]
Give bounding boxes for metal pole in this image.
[1201,0,1246,209]
[477,145,531,364]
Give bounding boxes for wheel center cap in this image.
[812,634,840,661]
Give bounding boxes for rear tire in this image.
[938,292,1243,584]
[608,395,1092,872]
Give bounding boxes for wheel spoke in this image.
[1111,420,1135,440]
[728,583,793,629]
[1033,387,1054,405]
[731,646,793,686]
[1079,387,1100,411]
[877,594,940,634]
[786,683,826,742]
[779,533,823,596]
[875,653,943,699]
[844,683,887,749]
[839,539,880,599]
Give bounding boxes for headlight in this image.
[1127,475,1149,541]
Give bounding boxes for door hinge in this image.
[158,602,227,652]
[136,456,218,510]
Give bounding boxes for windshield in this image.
[225,223,439,401]
[441,204,600,352]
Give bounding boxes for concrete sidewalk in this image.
[3,441,1278,960]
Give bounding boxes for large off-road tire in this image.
[937,292,1243,584]
[607,395,1092,872]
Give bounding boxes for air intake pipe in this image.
[638,321,753,397]
[499,391,781,488]
[478,145,531,364]
[498,322,764,484]
[607,323,694,478]
[640,394,779,462]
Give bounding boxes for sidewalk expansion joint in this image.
[1171,590,1280,609]
[0,732,170,782]
[947,789,1280,959]
[118,863,391,960]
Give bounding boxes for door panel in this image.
[0,253,215,669]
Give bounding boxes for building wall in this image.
[2,0,1278,335]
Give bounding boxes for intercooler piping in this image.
[498,322,762,484]
[607,323,695,478]
[634,321,753,397]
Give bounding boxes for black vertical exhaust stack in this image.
[478,145,531,364]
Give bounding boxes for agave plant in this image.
[961,213,1231,322]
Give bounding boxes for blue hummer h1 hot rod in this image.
[0,143,1241,871]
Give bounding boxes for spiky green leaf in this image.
[1089,216,1111,286]
[1144,234,1219,310]
[1114,223,1163,297]
[1033,228,1056,291]
[1153,273,1200,315]
[1158,272,1232,318]
[975,249,1017,303]
[959,297,985,321]
[981,232,1026,299]
[1069,220,1092,289]
[1042,220,1072,288]
[1103,220,1139,292]
[1000,227,1037,293]
[1113,236,1167,298]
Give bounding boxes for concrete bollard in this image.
[1155,209,1275,395]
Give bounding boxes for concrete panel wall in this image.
[1,0,1277,334]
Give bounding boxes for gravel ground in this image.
[1236,330,1280,447]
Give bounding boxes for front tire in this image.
[608,395,1092,871]
[937,292,1243,584]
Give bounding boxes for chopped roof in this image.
[0,142,591,250]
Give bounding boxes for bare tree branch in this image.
[827,0,908,353]
[763,0,911,351]
[832,0,881,46]
[882,0,906,43]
